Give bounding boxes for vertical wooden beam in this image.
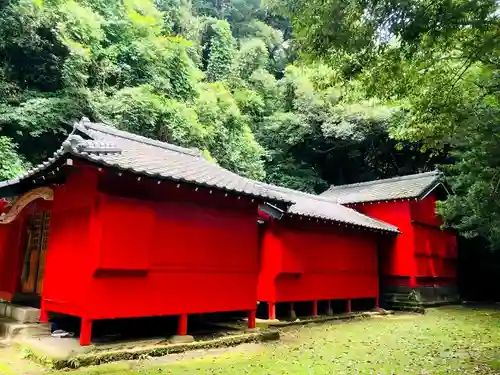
[375,296,380,309]
[312,300,318,317]
[248,310,256,329]
[346,299,352,313]
[268,302,276,320]
[79,318,93,346]
[178,314,188,336]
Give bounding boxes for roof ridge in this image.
[76,118,201,158]
[327,170,441,191]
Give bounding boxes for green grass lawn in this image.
[3,306,500,375]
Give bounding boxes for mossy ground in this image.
[1,306,499,374]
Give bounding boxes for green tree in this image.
[233,38,268,80]
[195,82,265,179]
[0,137,26,181]
[203,20,235,82]
[0,0,266,182]
[436,71,500,246]
[0,0,445,218]
[94,85,206,148]
[271,0,500,246]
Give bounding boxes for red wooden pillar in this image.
[346,299,352,313]
[248,310,256,329]
[410,275,417,288]
[79,318,93,346]
[39,300,49,323]
[39,310,49,323]
[268,302,276,320]
[312,300,318,317]
[375,296,380,309]
[178,314,188,336]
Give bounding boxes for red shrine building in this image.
[257,184,398,319]
[0,117,458,346]
[0,118,290,345]
[320,172,459,306]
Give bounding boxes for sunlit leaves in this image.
[195,82,265,179]
[95,84,206,148]
[0,137,26,181]
[204,20,235,82]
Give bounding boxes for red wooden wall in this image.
[410,195,457,285]
[85,195,259,319]
[258,219,379,304]
[354,200,415,283]
[352,194,457,287]
[42,168,99,317]
[41,166,260,320]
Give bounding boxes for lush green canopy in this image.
[12,0,500,245]
[270,0,500,247]
[1,0,437,193]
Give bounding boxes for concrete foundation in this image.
[382,285,459,310]
[170,335,195,344]
[0,319,50,340]
[255,310,392,329]
[0,302,50,342]
[17,329,280,370]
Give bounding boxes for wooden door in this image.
[21,212,50,294]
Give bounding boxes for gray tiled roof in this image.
[0,118,290,203]
[258,183,399,233]
[320,171,443,204]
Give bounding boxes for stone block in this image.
[4,304,12,318]
[0,302,7,317]
[1,321,51,340]
[9,305,40,323]
[170,335,195,344]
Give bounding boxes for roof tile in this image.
[320,171,442,204]
[0,118,289,203]
[258,183,399,233]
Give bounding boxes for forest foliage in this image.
[1,0,499,248]
[270,0,500,246]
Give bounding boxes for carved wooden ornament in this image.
[0,187,54,224]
